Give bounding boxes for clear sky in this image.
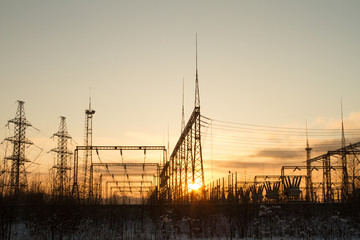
[1,1,360,184]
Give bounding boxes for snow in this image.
[2,203,360,239]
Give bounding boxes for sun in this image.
[188,183,201,191]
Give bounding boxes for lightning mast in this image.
[163,35,206,202]
[83,96,95,198]
[193,34,205,199]
[340,99,349,201]
[51,116,72,197]
[5,100,33,196]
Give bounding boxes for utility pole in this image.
[51,116,72,197]
[5,100,33,197]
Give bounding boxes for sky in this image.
[1,1,360,185]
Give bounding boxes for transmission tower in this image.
[51,116,72,197]
[83,97,95,198]
[5,100,33,196]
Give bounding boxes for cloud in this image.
[204,156,303,175]
[251,148,303,159]
[206,159,275,170]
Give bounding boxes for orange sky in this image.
[1,1,360,187]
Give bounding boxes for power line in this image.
[202,115,360,131]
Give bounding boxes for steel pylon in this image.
[51,116,72,197]
[5,100,33,196]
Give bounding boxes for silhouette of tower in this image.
[5,100,33,196]
[51,116,72,197]
[340,99,349,201]
[83,97,95,198]
[305,121,313,202]
[165,35,206,202]
[195,36,200,109]
[192,34,205,199]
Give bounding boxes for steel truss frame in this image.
[98,173,156,199]
[71,145,166,199]
[159,107,205,202]
[306,141,360,202]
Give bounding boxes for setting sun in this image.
[188,183,201,191]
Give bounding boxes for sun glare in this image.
[188,183,201,191]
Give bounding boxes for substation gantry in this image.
[92,163,159,200]
[159,105,205,203]
[71,145,166,200]
[306,141,360,202]
[205,140,360,204]
[98,173,156,199]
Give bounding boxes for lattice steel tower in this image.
[83,97,95,198]
[51,116,72,197]
[5,100,33,196]
[158,36,206,202]
[192,35,205,199]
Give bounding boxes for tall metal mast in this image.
[159,35,206,202]
[51,116,72,197]
[193,34,205,199]
[5,100,33,196]
[83,96,95,198]
[195,34,200,108]
[340,99,349,201]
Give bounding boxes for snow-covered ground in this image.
[2,203,360,239]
